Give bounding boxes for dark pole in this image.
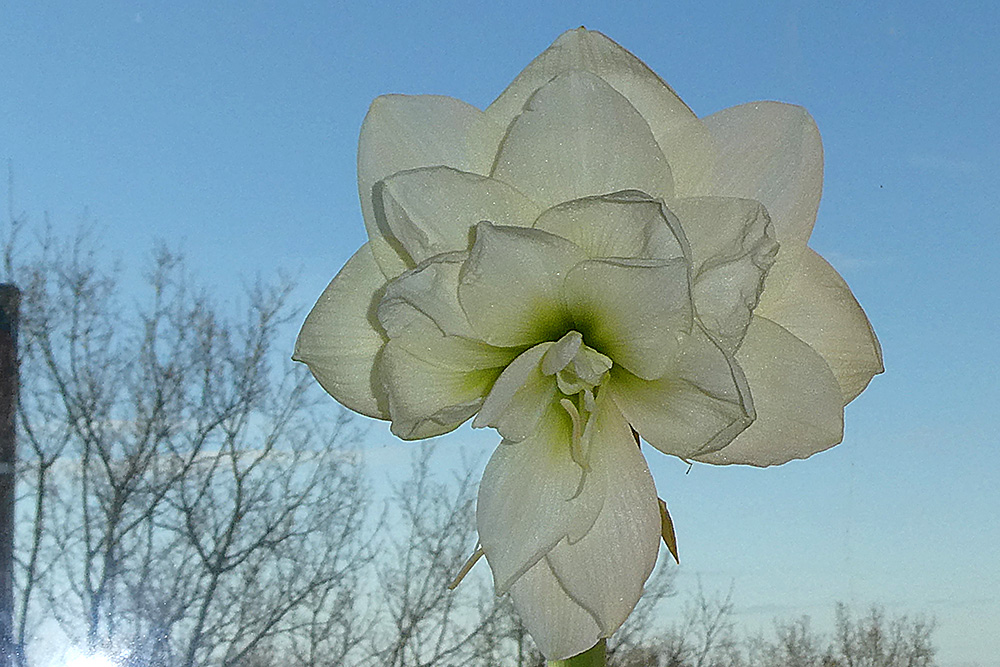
[0,284,19,667]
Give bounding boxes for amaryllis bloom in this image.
[295,28,882,660]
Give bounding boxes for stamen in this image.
[568,466,589,501]
[560,397,589,471]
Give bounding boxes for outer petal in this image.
[695,316,844,466]
[486,27,714,196]
[755,248,884,403]
[699,102,822,265]
[507,558,602,661]
[458,223,584,347]
[492,70,673,209]
[606,324,754,459]
[477,402,605,595]
[293,244,388,419]
[672,197,779,353]
[563,258,692,380]
[533,191,686,262]
[375,167,541,264]
[358,95,504,276]
[544,396,661,640]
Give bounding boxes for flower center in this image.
[540,331,612,470]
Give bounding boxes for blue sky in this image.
[2,2,998,665]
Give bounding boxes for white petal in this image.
[458,223,585,347]
[375,254,519,439]
[477,403,605,595]
[563,258,692,380]
[606,324,754,459]
[544,396,661,638]
[507,557,602,661]
[541,331,584,376]
[533,191,686,262]
[699,102,823,260]
[378,336,511,440]
[695,316,844,466]
[358,95,504,276]
[672,197,779,353]
[474,343,558,443]
[492,70,673,209]
[375,167,541,264]
[486,27,714,197]
[294,244,388,419]
[755,248,884,403]
[377,253,477,339]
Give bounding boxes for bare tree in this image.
[370,445,503,667]
[651,585,743,667]
[658,592,939,667]
[828,604,935,667]
[744,616,826,667]
[1,207,939,667]
[5,223,373,667]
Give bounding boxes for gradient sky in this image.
[2,2,998,666]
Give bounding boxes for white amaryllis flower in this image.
[295,28,882,661]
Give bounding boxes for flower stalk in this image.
[548,639,606,667]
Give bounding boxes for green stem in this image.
[547,638,606,667]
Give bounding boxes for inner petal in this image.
[458,222,584,347]
[533,191,688,262]
[474,343,558,443]
[375,166,542,264]
[545,394,660,637]
[542,331,584,375]
[563,257,693,380]
[606,322,754,459]
[377,252,477,339]
[357,94,504,277]
[672,196,779,354]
